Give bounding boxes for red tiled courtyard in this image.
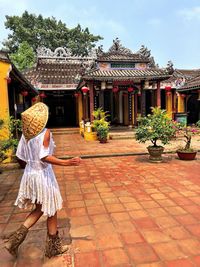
[0,131,200,266]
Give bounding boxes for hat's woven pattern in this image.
[21,103,48,140]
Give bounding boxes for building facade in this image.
[24,39,174,127]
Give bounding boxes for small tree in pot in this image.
[92,108,110,143]
[135,107,176,162]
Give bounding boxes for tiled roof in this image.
[98,53,149,63]
[83,68,171,81]
[177,75,200,91]
[163,69,200,83]
[24,59,84,86]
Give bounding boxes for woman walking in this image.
[3,102,81,258]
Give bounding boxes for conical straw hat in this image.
[21,102,49,140]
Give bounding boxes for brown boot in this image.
[3,225,28,257]
[45,231,69,258]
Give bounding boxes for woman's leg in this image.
[47,212,57,235]
[23,203,43,229]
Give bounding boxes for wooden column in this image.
[89,82,94,122]
[134,94,138,126]
[78,93,83,123]
[178,94,185,112]
[156,81,161,107]
[141,81,146,116]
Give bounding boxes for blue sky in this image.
[0,0,200,69]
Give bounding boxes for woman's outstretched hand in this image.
[68,157,82,166]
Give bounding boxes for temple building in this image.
[24,38,174,127]
[161,69,200,124]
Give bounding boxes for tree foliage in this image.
[9,41,35,71]
[135,107,176,147]
[3,11,103,56]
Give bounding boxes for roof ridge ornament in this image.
[108,37,133,54]
[166,60,174,75]
[138,45,151,58]
[36,46,97,60]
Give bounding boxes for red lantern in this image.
[165,86,171,91]
[21,91,28,97]
[74,92,79,98]
[39,92,47,98]
[81,86,89,95]
[166,91,171,96]
[32,97,36,102]
[128,86,134,93]
[112,86,119,93]
[7,77,11,84]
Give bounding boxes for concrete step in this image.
[109,132,135,140]
[50,128,79,135]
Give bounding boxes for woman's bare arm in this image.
[41,129,81,166]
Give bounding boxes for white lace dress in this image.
[15,128,63,217]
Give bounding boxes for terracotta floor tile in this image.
[113,220,136,233]
[102,248,130,266]
[136,263,165,267]
[97,233,123,249]
[152,242,186,260]
[105,203,125,213]
[123,202,143,211]
[68,207,87,217]
[71,216,91,226]
[182,205,200,214]
[67,200,85,208]
[164,206,188,216]
[146,208,168,218]
[85,198,103,207]
[154,216,179,228]
[121,231,145,244]
[141,229,172,243]
[73,239,96,252]
[134,218,158,229]
[94,222,116,234]
[140,201,160,209]
[75,251,101,267]
[193,255,200,266]
[177,239,200,255]
[118,197,136,203]
[185,224,200,238]
[83,193,100,199]
[156,199,176,207]
[71,225,95,238]
[174,214,198,225]
[102,198,120,204]
[129,210,149,219]
[165,226,191,240]
[127,243,159,264]
[87,205,107,215]
[66,194,83,201]
[150,193,167,200]
[90,214,110,224]
[165,258,195,267]
[110,212,130,222]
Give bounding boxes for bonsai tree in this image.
[135,107,176,161]
[92,108,110,142]
[174,121,200,160]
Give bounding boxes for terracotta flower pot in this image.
[176,150,197,160]
[147,146,164,162]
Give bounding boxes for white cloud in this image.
[178,6,200,21]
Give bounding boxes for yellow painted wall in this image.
[0,61,11,140]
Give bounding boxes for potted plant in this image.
[175,122,199,160]
[0,116,23,169]
[135,107,176,162]
[92,108,110,143]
